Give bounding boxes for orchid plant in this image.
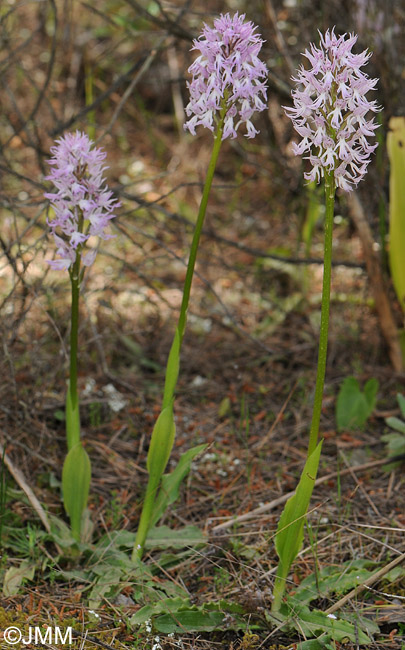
[132,12,268,559]
[42,22,381,630]
[271,29,380,612]
[45,131,120,541]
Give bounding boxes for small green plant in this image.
[336,376,379,431]
[382,392,405,459]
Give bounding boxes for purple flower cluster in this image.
[285,29,380,191]
[184,12,268,140]
[45,131,120,270]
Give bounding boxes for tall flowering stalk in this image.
[133,12,268,560]
[45,131,119,541]
[271,29,380,611]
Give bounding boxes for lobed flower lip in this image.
[45,131,120,270]
[184,12,268,139]
[284,28,381,191]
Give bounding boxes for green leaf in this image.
[336,377,378,431]
[48,515,77,548]
[273,442,322,609]
[364,378,379,410]
[293,560,375,605]
[88,567,124,609]
[385,416,405,434]
[153,601,246,633]
[381,432,405,458]
[119,335,161,372]
[133,405,179,556]
[145,525,206,550]
[54,409,65,422]
[154,610,226,633]
[162,327,181,407]
[281,604,371,644]
[146,404,175,481]
[291,639,332,650]
[95,529,137,551]
[388,117,405,312]
[3,560,35,596]
[150,444,206,528]
[129,597,191,626]
[397,393,405,419]
[62,443,91,541]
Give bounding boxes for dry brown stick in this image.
[0,439,51,533]
[346,192,403,372]
[325,551,405,615]
[211,457,389,532]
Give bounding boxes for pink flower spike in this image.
[45,131,120,270]
[184,12,268,139]
[284,28,381,191]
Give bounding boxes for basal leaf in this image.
[273,441,322,608]
[275,442,322,574]
[153,600,246,634]
[88,567,124,609]
[283,605,371,644]
[62,443,91,541]
[145,525,206,550]
[293,560,375,605]
[3,560,36,596]
[154,610,226,633]
[150,444,206,527]
[129,597,191,626]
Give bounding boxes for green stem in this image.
[308,170,335,456]
[162,112,225,408]
[132,474,159,560]
[66,224,82,450]
[134,116,226,560]
[69,265,80,403]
